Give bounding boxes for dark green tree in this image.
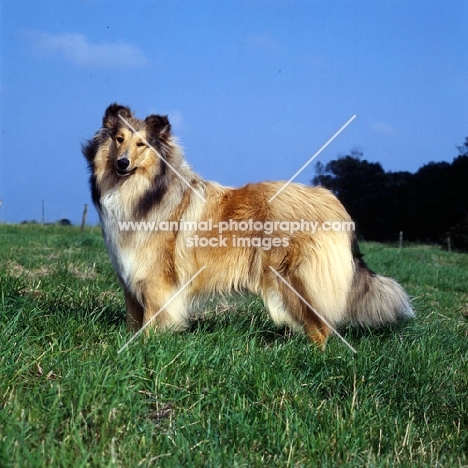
[312,140,468,249]
[313,153,407,240]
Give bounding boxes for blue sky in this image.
[1,0,467,225]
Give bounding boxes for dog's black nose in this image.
[117,158,130,171]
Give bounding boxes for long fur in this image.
[83,103,414,348]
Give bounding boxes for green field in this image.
[1,224,467,467]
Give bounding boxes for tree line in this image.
[313,138,468,250]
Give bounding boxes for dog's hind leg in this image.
[262,285,302,331]
[284,277,331,349]
[302,312,331,350]
[262,273,331,349]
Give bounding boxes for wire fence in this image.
[0,201,100,227]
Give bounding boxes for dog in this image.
[82,103,413,348]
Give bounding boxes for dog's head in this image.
[83,103,180,211]
[99,103,172,178]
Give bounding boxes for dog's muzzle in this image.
[116,157,132,176]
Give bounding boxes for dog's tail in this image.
[346,242,414,328]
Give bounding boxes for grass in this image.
[0,224,467,467]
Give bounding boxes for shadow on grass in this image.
[186,297,416,347]
[187,313,296,345]
[338,318,415,342]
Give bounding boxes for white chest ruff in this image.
[99,189,136,289]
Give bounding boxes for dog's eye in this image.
[136,142,146,147]
[115,136,124,144]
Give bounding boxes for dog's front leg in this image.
[142,279,190,333]
[125,290,144,332]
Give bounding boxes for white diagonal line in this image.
[118,114,206,202]
[268,114,356,202]
[268,266,357,353]
[117,266,206,354]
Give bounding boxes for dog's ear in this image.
[145,114,171,139]
[102,103,132,129]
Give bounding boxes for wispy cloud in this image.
[247,32,284,55]
[24,31,151,69]
[146,108,185,133]
[370,122,397,137]
[168,109,185,132]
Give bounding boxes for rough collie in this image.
[82,103,413,349]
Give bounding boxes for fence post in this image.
[399,231,403,249]
[80,204,88,232]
